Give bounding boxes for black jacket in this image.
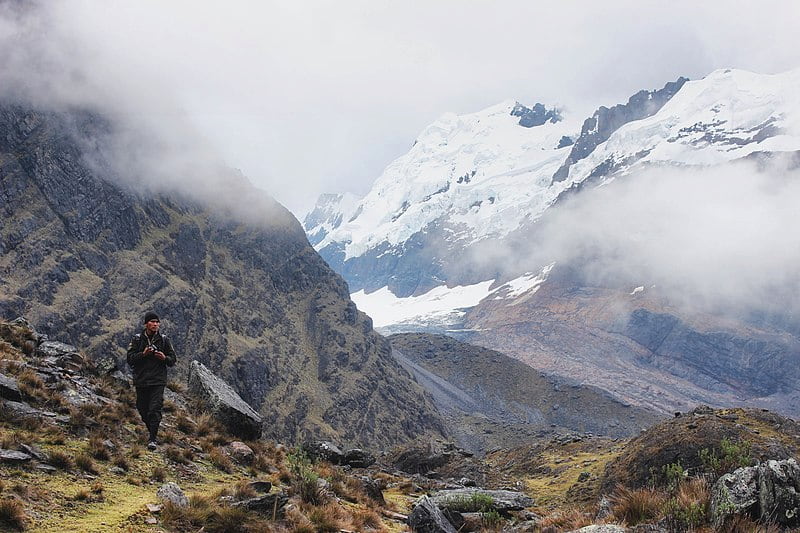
[126,330,177,387]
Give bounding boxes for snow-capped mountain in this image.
[305,69,800,301]
[304,68,800,418]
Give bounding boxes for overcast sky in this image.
[2,1,800,216]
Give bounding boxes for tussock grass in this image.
[610,485,667,525]
[74,453,98,474]
[209,447,234,473]
[0,497,28,531]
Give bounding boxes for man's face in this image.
[145,319,160,334]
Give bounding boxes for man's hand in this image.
[154,351,166,361]
[144,346,155,355]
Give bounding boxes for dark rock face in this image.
[552,77,688,182]
[0,104,447,449]
[187,361,263,440]
[619,309,800,397]
[510,102,561,128]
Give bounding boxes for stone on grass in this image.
[157,482,188,507]
[187,361,262,440]
[0,449,32,464]
[227,441,254,465]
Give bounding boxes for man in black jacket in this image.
[126,312,177,450]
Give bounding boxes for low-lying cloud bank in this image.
[482,159,800,318]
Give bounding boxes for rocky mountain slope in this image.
[304,68,800,420]
[388,333,663,455]
[2,319,799,532]
[0,103,446,449]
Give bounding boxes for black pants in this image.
[135,385,165,442]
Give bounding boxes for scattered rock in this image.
[568,526,628,533]
[0,449,32,463]
[109,466,126,475]
[19,443,47,462]
[0,372,21,401]
[146,503,162,513]
[35,464,57,473]
[187,361,263,440]
[227,441,254,465]
[157,482,188,507]
[408,496,458,533]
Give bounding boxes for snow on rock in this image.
[309,68,800,267]
[352,265,555,331]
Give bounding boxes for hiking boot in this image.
[147,441,158,451]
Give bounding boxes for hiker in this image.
[126,312,177,450]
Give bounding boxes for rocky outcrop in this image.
[430,488,534,512]
[552,77,688,181]
[0,104,447,449]
[187,360,263,440]
[510,102,561,128]
[711,458,800,527]
[408,496,458,533]
[0,372,21,401]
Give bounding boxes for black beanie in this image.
[143,312,160,324]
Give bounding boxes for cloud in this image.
[506,159,800,316]
[1,1,799,215]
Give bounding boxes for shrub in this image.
[699,437,753,478]
[112,455,130,471]
[287,448,324,505]
[0,497,28,530]
[306,503,344,533]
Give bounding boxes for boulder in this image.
[408,496,458,533]
[711,458,800,527]
[430,488,534,512]
[157,482,188,507]
[36,341,84,370]
[247,481,272,494]
[232,492,288,518]
[302,441,344,464]
[710,465,759,526]
[0,372,21,401]
[758,458,800,527]
[343,447,375,468]
[0,449,32,464]
[187,360,263,440]
[227,441,255,465]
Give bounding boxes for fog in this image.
[499,160,800,316]
[1,1,799,215]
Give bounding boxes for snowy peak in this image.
[315,100,580,259]
[302,192,361,246]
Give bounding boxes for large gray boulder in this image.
[0,372,21,401]
[430,488,534,512]
[711,458,800,527]
[187,360,263,440]
[758,458,800,527]
[408,496,458,533]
